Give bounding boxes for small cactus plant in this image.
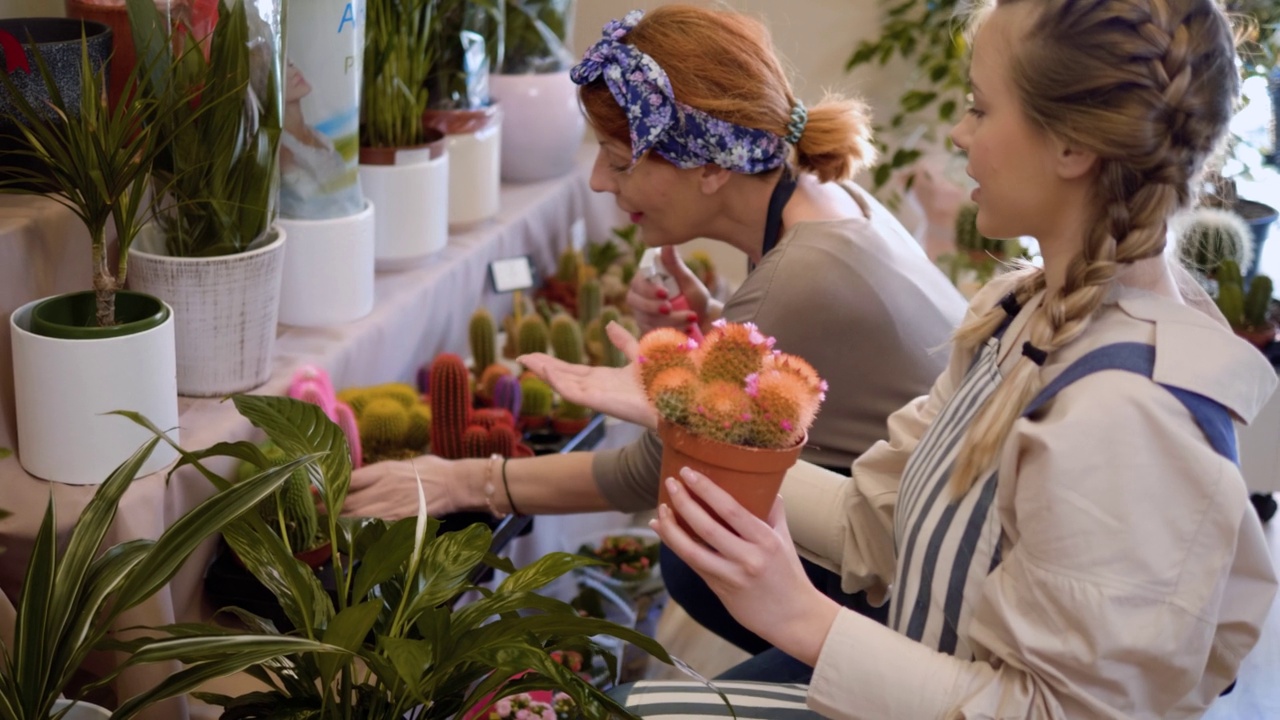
[492,373,523,417]
[637,320,827,449]
[520,376,554,420]
[599,307,630,368]
[429,353,472,460]
[1176,207,1254,280]
[577,277,602,328]
[517,314,550,357]
[469,307,497,375]
[550,313,586,365]
[1214,260,1275,339]
[238,441,320,553]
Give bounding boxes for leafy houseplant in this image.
[361,0,437,150]
[0,433,338,720]
[0,32,201,327]
[500,0,574,75]
[127,395,685,720]
[639,320,827,523]
[427,0,505,110]
[845,0,968,193]
[126,0,282,257]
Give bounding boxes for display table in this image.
[0,144,623,719]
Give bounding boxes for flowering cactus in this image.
[636,320,826,449]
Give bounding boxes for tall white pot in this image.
[359,138,450,271]
[10,298,179,485]
[422,104,503,230]
[128,226,287,397]
[489,70,584,183]
[52,699,111,719]
[277,199,376,326]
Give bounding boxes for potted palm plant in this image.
[0,430,341,720]
[489,0,583,182]
[422,0,505,229]
[123,0,289,397]
[124,395,700,720]
[0,32,202,484]
[359,0,451,269]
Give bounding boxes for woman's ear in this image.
[698,164,734,195]
[1055,139,1099,181]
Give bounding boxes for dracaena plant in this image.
[126,0,283,257]
[0,32,206,326]
[0,432,341,720]
[501,0,575,75]
[124,395,703,720]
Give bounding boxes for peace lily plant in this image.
[123,395,703,720]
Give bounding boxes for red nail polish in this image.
[655,288,668,300]
[686,313,698,325]
[659,305,670,315]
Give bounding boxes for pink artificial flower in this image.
[781,419,794,432]
[744,372,760,397]
[711,318,728,329]
[496,699,512,716]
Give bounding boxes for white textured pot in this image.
[128,226,287,397]
[422,104,503,230]
[277,199,376,327]
[359,137,450,271]
[10,298,179,485]
[52,699,112,719]
[489,71,584,183]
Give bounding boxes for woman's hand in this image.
[628,246,716,333]
[650,467,841,666]
[519,322,659,429]
[340,454,470,520]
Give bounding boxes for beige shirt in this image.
[785,258,1279,718]
[592,185,967,509]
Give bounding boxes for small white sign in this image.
[489,256,535,293]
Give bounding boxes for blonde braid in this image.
[948,0,1234,495]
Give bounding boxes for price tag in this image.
[489,256,535,293]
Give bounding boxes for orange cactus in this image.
[635,320,826,449]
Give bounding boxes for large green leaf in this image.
[350,517,416,602]
[496,551,602,594]
[317,600,382,688]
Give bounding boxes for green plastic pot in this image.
[28,290,170,339]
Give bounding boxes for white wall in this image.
[0,0,64,18]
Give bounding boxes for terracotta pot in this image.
[1237,322,1278,350]
[357,129,447,166]
[551,415,592,437]
[656,418,805,527]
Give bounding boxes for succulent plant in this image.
[551,313,586,365]
[237,441,320,552]
[637,320,827,449]
[428,353,471,460]
[517,314,550,357]
[520,376,554,419]
[1176,207,1254,280]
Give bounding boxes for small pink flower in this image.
[496,699,512,716]
[740,413,752,421]
[781,419,794,432]
[637,355,647,364]
[744,372,760,397]
[711,318,728,329]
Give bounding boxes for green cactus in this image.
[240,441,319,553]
[469,307,497,375]
[358,398,411,451]
[1218,259,1244,290]
[429,353,472,460]
[520,376,554,418]
[517,314,550,356]
[577,277,602,327]
[556,247,582,285]
[550,314,585,365]
[1176,207,1254,279]
[1245,274,1274,329]
[556,400,592,420]
[599,307,629,368]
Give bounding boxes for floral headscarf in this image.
[570,10,798,174]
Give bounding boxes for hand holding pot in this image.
[650,466,840,667]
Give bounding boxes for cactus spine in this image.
[429,353,472,460]
[469,307,497,375]
[1176,207,1254,279]
[550,314,586,365]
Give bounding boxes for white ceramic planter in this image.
[359,141,450,271]
[423,105,503,230]
[52,699,111,719]
[489,71,585,183]
[128,226,287,397]
[277,199,376,327]
[10,299,179,485]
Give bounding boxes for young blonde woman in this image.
[525,0,1279,715]
[342,5,966,682]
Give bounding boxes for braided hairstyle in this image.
[578,5,876,183]
[949,0,1238,493]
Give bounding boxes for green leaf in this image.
[0,448,11,459]
[317,601,382,686]
[498,551,602,594]
[351,517,416,601]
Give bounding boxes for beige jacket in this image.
[785,258,1278,719]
